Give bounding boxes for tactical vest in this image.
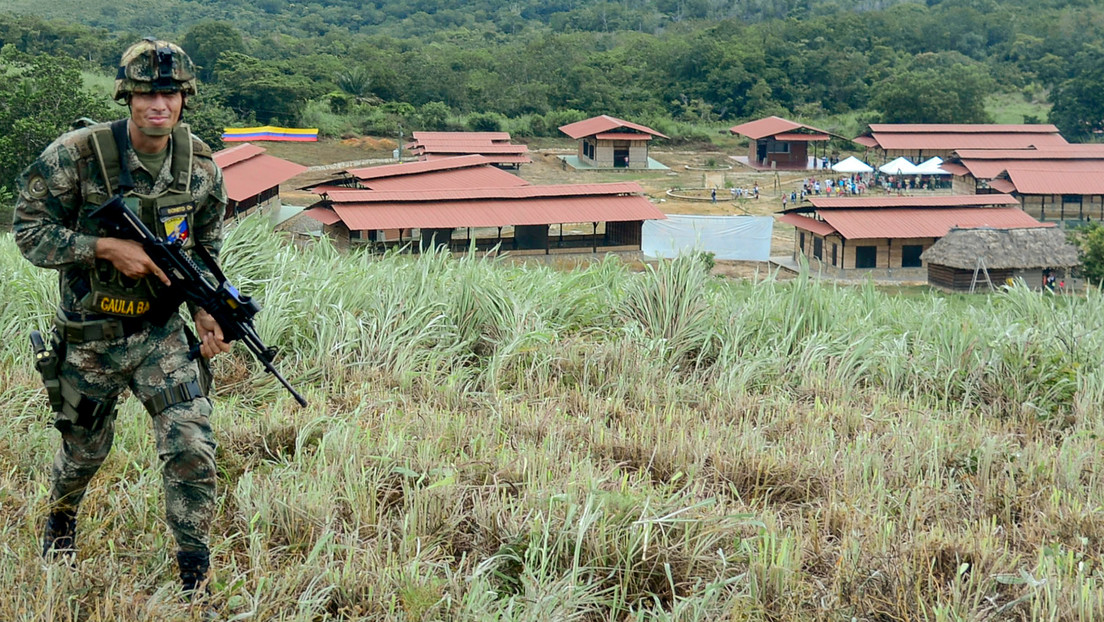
[77,120,198,319]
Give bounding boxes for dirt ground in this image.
[262,138,815,279]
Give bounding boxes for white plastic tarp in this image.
[915,156,951,175]
[642,214,774,261]
[831,155,874,173]
[878,156,919,175]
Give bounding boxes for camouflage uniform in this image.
[14,121,227,554]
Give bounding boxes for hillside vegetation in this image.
[2,218,1103,620]
[1,0,1103,153]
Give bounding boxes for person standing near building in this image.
[14,38,231,596]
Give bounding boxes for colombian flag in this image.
[221,126,319,142]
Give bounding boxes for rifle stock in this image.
[91,195,308,407]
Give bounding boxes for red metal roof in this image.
[594,132,654,141]
[853,135,880,148]
[778,212,837,236]
[955,145,1104,159]
[347,155,493,179]
[957,158,1104,180]
[213,143,266,168]
[421,153,532,164]
[323,182,645,204]
[360,166,529,192]
[559,115,668,140]
[405,132,531,164]
[772,132,830,142]
[860,125,1067,151]
[868,124,1061,133]
[411,131,511,142]
[413,138,516,149]
[324,195,665,230]
[987,179,1017,193]
[818,207,1043,239]
[730,116,830,140]
[1002,168,1104,195]
[411,143,528,154]
[212,144,308,203]
[940,162,970,176]
[303,206,342,225]
[806,195,1019,209]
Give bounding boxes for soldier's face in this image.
[130,91,183,132]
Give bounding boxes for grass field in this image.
[985,92,1053,125]
[2,217,1102,621]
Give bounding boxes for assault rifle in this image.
[91,195,308,407]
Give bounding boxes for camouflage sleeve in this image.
[191,155,226,264]
[12,140,99,271]
[186,152,228,317]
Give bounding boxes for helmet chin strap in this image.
[138,125,174,137]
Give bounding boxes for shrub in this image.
[467,112,505,132]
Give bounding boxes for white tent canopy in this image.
[915,156,951,175]
[878,156,920,175]
[831,156,874,173]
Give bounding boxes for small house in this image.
[729,116,832,170]
[558,115,667,170]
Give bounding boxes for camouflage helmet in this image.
[113,37,197,102]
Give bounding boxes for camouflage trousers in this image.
[49,312,216,553]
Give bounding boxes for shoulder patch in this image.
[27,173,49,199]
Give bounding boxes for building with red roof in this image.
[944,145,1104,222]
[302,157,665,254]
[853,124,1068,162]
[776,194,1044,281]
[306,155,530,194]
[729,116,832,170]
[406,131,530,167]
[559,115,668,170]
[212,143,308,220]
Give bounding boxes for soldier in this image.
[13,38,231,596]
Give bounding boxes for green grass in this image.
[80,70,116,104]
[2,217,1103,620]
[986,91,1053,124]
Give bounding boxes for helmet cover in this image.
[114,38,197,102]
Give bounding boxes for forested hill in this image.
[0,0,926,38]
[1,0,1103,186]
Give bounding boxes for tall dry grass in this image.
[1,216,1102,621]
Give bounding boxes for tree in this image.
[181,21,245,82]
[185,93,247,151]
[467,112,503,132]
[1048,48,1104,142]
[870,64,992,124]
[416,101,451,131]
[211,52,324,124]
[0,45,111,190]
[1075,223,1104,287]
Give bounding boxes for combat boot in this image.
[41,508,77,562]
[177,549,211,596]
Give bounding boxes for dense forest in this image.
[2,0,1104,188]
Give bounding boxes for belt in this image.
[55,309,164,343]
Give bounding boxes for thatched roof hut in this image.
[922,226,1080,292]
